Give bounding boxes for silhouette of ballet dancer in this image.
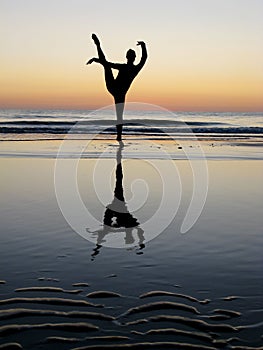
[86,34,147,141]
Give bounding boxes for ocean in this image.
[0,108,263,141]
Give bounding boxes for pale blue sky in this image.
[1,0,263,110]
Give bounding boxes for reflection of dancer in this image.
[86,34,147,141]
[87,143,145,260]
[103,143,139,228]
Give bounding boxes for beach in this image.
[0,126,263,349]
[1,0,263,346]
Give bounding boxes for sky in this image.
[1,0,263,111]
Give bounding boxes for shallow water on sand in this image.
[0,155,263,349]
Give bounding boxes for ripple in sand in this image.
[212,308,241,318]
[86,291,122,298]
[0,322,98,336]
[15,286,83,294]
[121,301,200,317]
[205,315,231,321]
[86,336,130,341]
[120,318,148,326]
[150,315,238,332]
[69,341,218,349]
[125,315,238,333]
[45,335,130,344]
[0,343,23,349]
[0,297,103,308]
[72,283,90,287]
[0,280,7,285]
[0,308,114,321]
[139,291,210,304]
[131,327,214,343]
[45,336,81,344]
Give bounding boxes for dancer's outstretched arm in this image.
[86,58,123,69]
[136,41,147,71]
[86,58,123,70]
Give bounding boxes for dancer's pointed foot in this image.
[91,33,100,46]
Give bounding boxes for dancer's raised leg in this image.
[92,34,107,63]
[89,34,116,96]
[87,34,125,141]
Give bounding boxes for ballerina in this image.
[86,34,147,141]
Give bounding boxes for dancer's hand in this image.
[86,58,94,65]
[137,41,145,46]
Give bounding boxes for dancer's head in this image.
[126,49,136,63]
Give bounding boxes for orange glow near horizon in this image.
[1,68,262,112]
[1,67,262,111]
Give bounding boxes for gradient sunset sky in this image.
[1,0,263,111]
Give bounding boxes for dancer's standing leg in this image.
[114,97,125,141]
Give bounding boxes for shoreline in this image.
[0,138,263,160]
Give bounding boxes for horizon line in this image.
[0,106,262,114]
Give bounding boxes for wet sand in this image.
[0,140,263,349]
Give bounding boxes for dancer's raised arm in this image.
[136,41,147,71]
